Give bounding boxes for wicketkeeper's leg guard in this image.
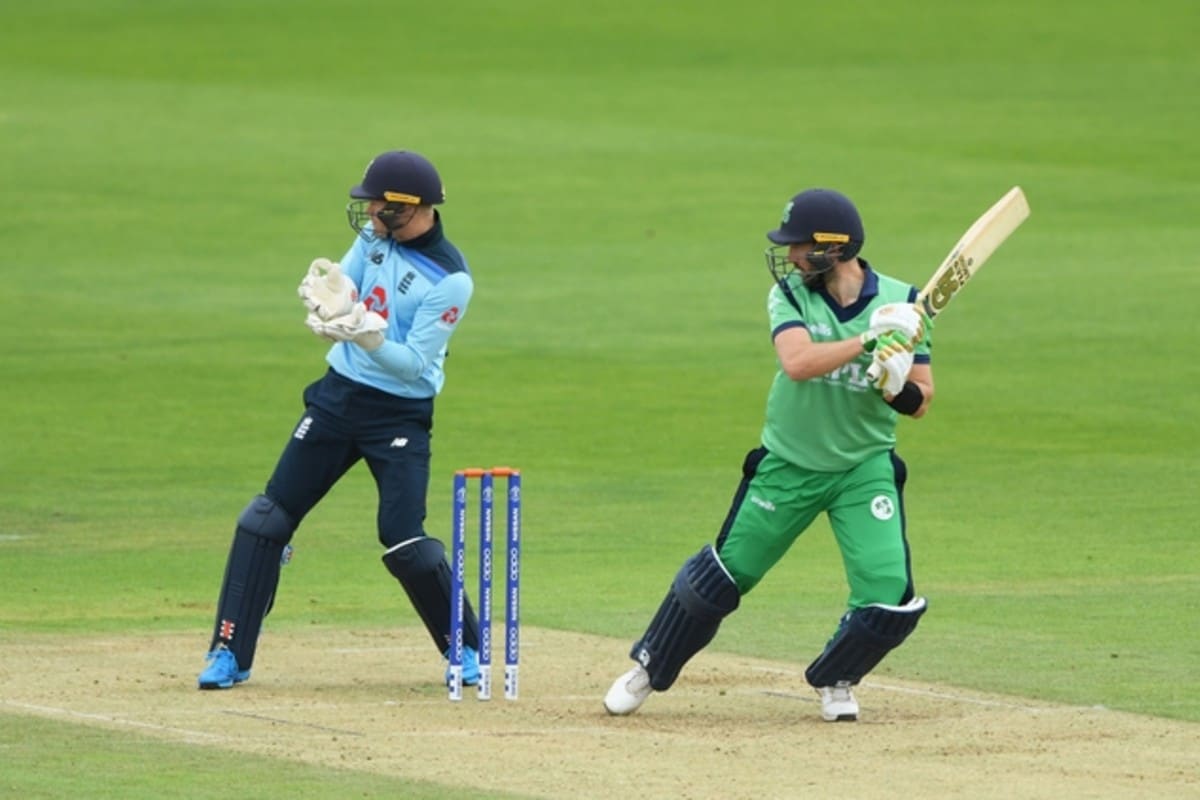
[210,494,297,669]
[805,596,927,687]
[382,536,480,653]
[631,545,741,691]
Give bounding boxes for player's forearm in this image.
[365,340,428,381]
[907,374,934,418]
[777,336,867,381]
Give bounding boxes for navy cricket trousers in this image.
[264,368,435,548]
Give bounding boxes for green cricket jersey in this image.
[762,263,931,472]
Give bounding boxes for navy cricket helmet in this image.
[765,188,865,290]
[350,150,445,205]
[766,188,864,259]
[347,150,445,240]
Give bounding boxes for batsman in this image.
[605,188,934,722]
[197,150,483,691]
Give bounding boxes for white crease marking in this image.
[4,700,225,740]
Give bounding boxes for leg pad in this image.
[631,546,740,691]
[383,536,479,653]
[210,495,297,669]
[805,596,927,687]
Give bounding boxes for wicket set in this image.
[449,467,521,701]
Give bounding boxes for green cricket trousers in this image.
[714,446,916,609]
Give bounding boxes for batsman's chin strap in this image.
[886,381,924,415]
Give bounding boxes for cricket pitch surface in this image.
[3,627,1196,799]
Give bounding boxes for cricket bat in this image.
[867,186,1031,381]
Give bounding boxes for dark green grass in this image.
[1,0,1198,794]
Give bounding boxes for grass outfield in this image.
[1,0,1197,796]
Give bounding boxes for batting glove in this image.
[860,303,928,351]
[299,258,358,321]
[869,332,915,395]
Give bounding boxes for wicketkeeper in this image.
[198,150,483,690]
[605,188,935,722]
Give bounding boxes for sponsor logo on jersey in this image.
[365,285,389,320]
[397,270,416,294]
[822,362,872,392]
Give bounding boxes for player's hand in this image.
[869,332,915,395]
[860,303,928,351]
[351,310,388,351]
[299,258,358,321]
[305,311,347,343]
[305,303,387,351]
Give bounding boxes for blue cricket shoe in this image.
[198,646,251,690]
[444,646,480,687]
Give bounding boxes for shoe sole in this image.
[821,712,858,722]
[603,687,651,716]
[197,672,250,690]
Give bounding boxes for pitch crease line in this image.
[218,709,365,735]
[4,700,225,740]
[747,668,1057,711]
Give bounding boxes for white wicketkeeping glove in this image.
[298,258,358,321]
[869,332,915,395]
[305,303,388,351]
[860,303,927,351]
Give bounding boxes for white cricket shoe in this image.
[817,681,859,722]
[604,665,653,715]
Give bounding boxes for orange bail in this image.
[455,467,520,477]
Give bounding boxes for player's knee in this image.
[674,546,741,619]
[840,597,928,658]
[377,517,428,550]
[849,559,911,606]
[236,494,296,544]
[712,547,764,595]
[861,577,911,607]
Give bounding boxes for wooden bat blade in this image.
[866,187,1030,386]
[917,186,1030,319]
